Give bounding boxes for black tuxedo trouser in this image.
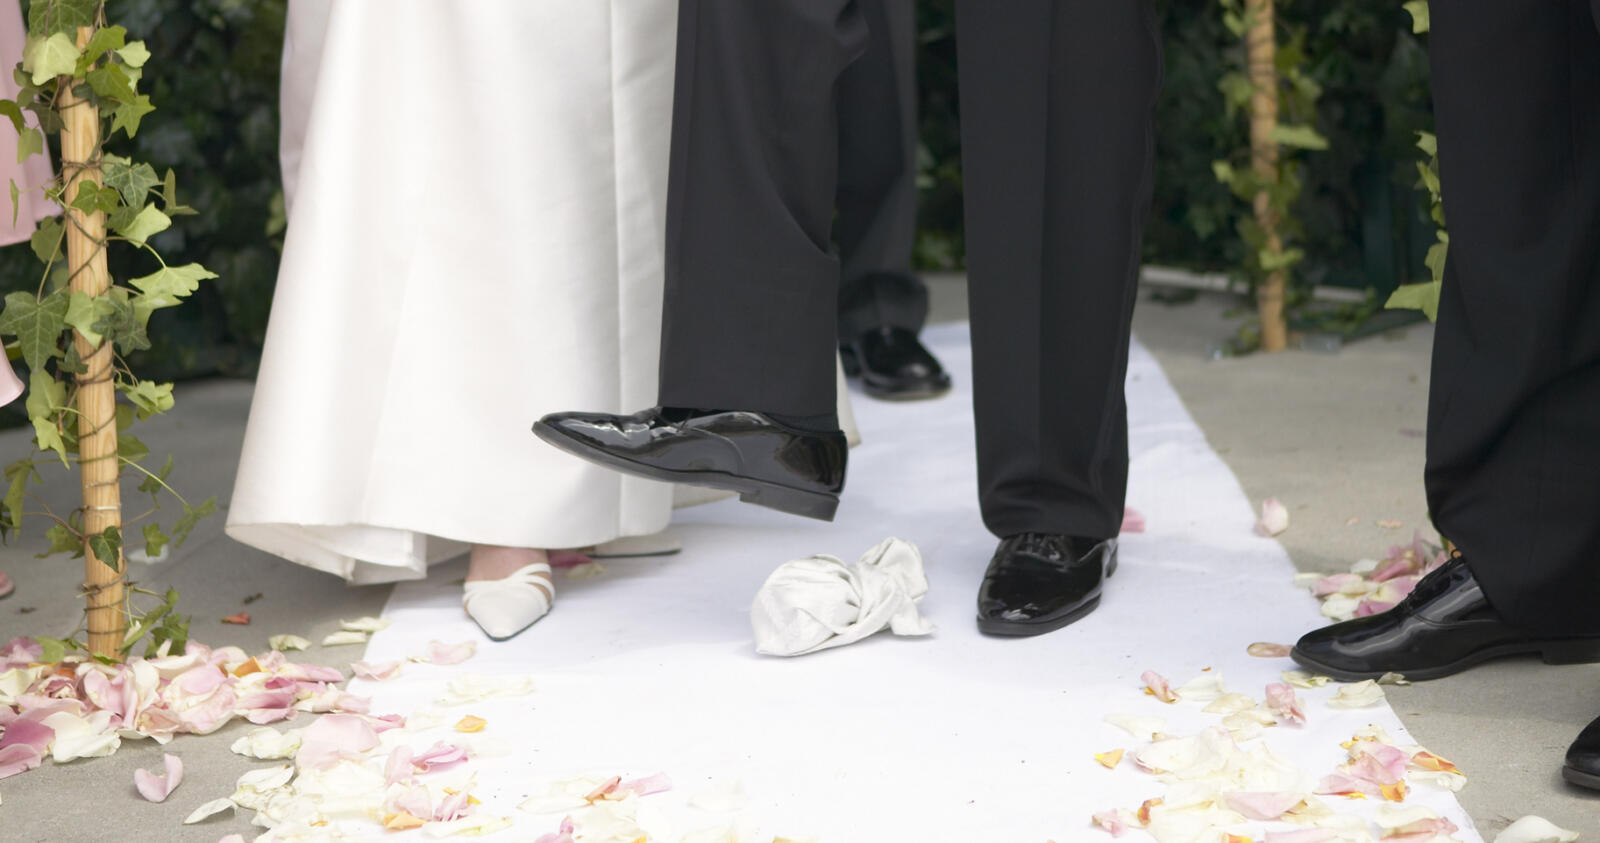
[658,0,1161,540]
[835,0,928,339]
[1427,0,1600,634]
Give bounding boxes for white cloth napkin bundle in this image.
[750,537,935,656]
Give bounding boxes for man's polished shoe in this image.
[1292,556,1600,681]
[1564,714,1600,791]
[977,534,1116,636]
[534,407,846,521]
[840,326,952,401]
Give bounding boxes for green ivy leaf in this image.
[110,94,153,138]
[85,63,135,104]
[103,157,158,207]
[64,289,114,346]
[25,367,68,465]
[9,179,18,227]
[116,40,149,69]
[121,379,172,420]
[171,497,216,550]
[1269,124,1329,151]
[35,636,71,664]
[1415,131,1437,158]
[3,459,35,535]
[1403,1,1430,34]
[39,521,81,558]
[129,263,216,309]
[27,0,99,38]
[0,100,24,134]
[74,24,124,74]
[16,126,42,164]
[136,453,172,503]
[1259,247,1305,273]
[112,203,169,246]
[0,289,67,369]
[141,522,168,558]
[1386,279,1442,322]
[92,289,150,354]
[116,431,148,462]
[22,32,82,85]
[28,214,60,263]
[87,524,121,572]
[1424,239,1449,285]
[69,181,118,215]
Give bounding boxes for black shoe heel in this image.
[740,484,840,521]
[1541,639,1600,666]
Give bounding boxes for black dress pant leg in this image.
[955,0,1162,540]
[834,0,930,339]
[657,0,868,418]
[1425,0,1600,635]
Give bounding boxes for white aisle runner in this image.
[349,324,1479,842]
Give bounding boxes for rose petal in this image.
[1092,808,1138,837]
[220,613,250,625]
[1327,680,1386,709]
[339,616,390,633]
[134,753,184,802]
[1493,816,1581,843]
[1104,713,1166,740]
[1281,670,1331,688]
[1141,670,1178,703]
[230,726,303,760]
[0,744,43,779]
[1265,683,1306,725]
[1173,672,1226,702]
[435,673,534,706]
[350,660,403,681]
[0,572,13,599]
[1120,507,1146,534]
[268,634,310,652]
[1247,642,1293,658]
[295,714,378,770]
[1094,749,1124,769]
[183,797,236,824]
[454,715,487,733]
[616,772,673,798]
[1256,497,1290,537]
[321,630,369,647]
[424,640,477,666]
[1222,791,1304,821]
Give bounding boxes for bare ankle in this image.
[466,545,550,582]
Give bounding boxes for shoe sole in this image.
[1563,764,1600,791]
[1289,637,1600,683]
[533,421,840,522]
[975,552,1118,638]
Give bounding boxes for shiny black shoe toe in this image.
[1565,714,1600,791]
[977,534,1116,636]
[534,407,847,521]
[1291,556,1600,681]
[840,326,951,401]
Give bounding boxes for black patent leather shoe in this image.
[533,407,847,521]
[1292,557,1600,681]
[976,534,1117,636]
[1564,713,1600,791]
[840,326,951,401]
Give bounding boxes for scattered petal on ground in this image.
[134,753,183,802]
[1493,815,1580,843]
[0,572,13,599]
[183,797,235,824]
[220,613,250,625]
[1265,683,1306,725]
[339,616,390,634]
[1142,670,1178,703]
[423,640,477,666]
[1095,749,1125,769]
[268,634,310,652]
[1121,507,1146,534]
[1105,713,1167,740]
[1326,680,1385,709]
[321,630,369,647]
[350,660,403,681]
[1247,642,1293,658]
[1256,498,1290,537]
[435,674,534,706]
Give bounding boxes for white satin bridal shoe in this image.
[462,561,553,640]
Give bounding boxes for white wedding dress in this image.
[228,0,856,584]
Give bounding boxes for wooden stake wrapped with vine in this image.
[0,0,214,660]
[1214,0,1327,352]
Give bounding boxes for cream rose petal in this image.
[339,616,390,634]
[350,660,404,681]
[1493,816,1581,843]
[1281,670,1332,689]
[1174,671,1226,702]
[1256,497,1290,537]
[423,640,477,666]
[435,674,534,706]
[1104,713,1167,741]
[320,630,369,647]
[230,726,303,760]
[421,814,514,838]
[42,710,121,762]
[183,797,236,824]
[268,634,311,652]
[1326,680,1385,709]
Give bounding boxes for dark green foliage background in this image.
[1,0,1434,387]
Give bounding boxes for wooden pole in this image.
[61,25,125,658]
[1247,0,1288,352]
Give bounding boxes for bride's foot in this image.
[463,545,553,640]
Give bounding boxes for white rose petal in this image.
[1174,672,1227,703]
[230,727,303,760]
[338,616,390,634]
[1494,816,1581,843]
[183,797,236,824]
[1281,670,1332,689]
[268,634,311,652]
[1326,680,1386,709]
[435,673,535,706]
[42,710,121,761]
[320,630,369,647]
[1104,713,1167,741]
[423,815,513,838]
[1255,497,1290,537]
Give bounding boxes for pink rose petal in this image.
[1256,497,1290,537]
[1347,741,1409,785]
[616,772,672,798]
[1222,791,1303,821]
[1247,642,1293,658]
[536,818,578,843]
[412,741,468,774]
[296,713,379,770]
[1141,670,1178,703]
[134,753,183,802]
[1315,772,1380,798]
[425,640,476,665]
[1120,507,1146,534]
[389,784,432,819]
[0,744,43,779]
[1354,599,1397,617]
[0,636,41,669]
[548,550,596,569]
[435,789,471,822]
[1092,809,1132,837]
[385,745,415,786]
[0,572,12,599]
[1265,683,1306,725]
[351,660,403,681]
[1382,817,1459,841]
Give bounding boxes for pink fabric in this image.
[0,0,60,246]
